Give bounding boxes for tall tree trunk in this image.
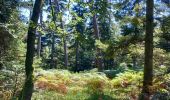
[75,39,79,71]
[108,0,112,37]
[132,56,137,68]
[63,37,68,67]
[142,0,154,98]
[37,32,41,58]
[108,0,114,69]
[54,0,68,68]
[49,0,57,68]
[29,0,33,19]
[37,10,43,58]
[19,0,43,100]
[51,31,55,68]
[93,14,103,71]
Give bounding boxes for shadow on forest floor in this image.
[85,93,123,100]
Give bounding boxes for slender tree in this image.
[37,9,43,58]
[75,39,79,70]
[72,2,86,71]
[92,0,105,71]
[19,0,43,100]
[93,14,103,71]
[49,0,57,68]
[54,0,68,68]
[142,0,154,98]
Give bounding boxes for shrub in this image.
[35,78,67,94]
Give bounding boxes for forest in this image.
[0,0,170,100]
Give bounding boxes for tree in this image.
[71,1,87,71]
[54,0,68,68]
[97,0,114,69]
[160,16,170,52]
[93,14,103,71]
[49,0,57,68]
[142,0,154,98]
[19,0,43,99]
[92,1,104,71]
[37,9,43,58]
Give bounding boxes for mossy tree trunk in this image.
[19,0,43,100]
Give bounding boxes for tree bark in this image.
[142,0,154,98]
[63,36,68,67]
[37,10,43,58]
[75,39,79,71]
[37,32,41,58]
[51,31,55,68]
[19,0,43,100]
[93,14,103,71]
[132,56,137,68]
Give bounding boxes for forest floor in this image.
[32,68,170,100]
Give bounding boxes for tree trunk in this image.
[19,0,43,100]
[132,56,137,68]
[54,0,68,68]
[49,0,57,68]
[51,31,55,68]
[63,37,68,67]
[37,32,41,58]
[75,39,79,71]
[37,10,42,58]
[93,14,103,71]
[142,0,154,98]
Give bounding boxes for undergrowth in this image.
[31,68,170,100]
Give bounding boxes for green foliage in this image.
[0,0,18,23]
[0,61,25,99]
[1,0,170,99]
[31,68,170,100]
[159,16,170,52]
[95,40,109,52]
[153,48,170,67]
[31,68,169,99]
[110,70,143,88]
[0,4,26,99]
